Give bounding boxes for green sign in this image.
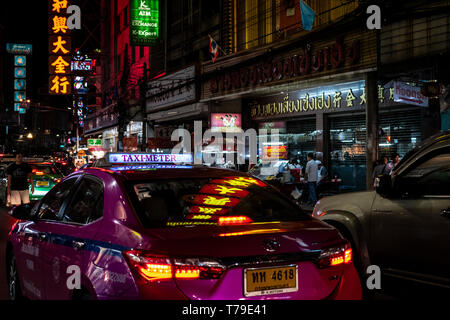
[130,0,159,46]
[88,139,102,146]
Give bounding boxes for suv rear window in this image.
[125,176,310,228]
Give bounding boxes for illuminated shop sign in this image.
[130,0,159,46]
[48,0,72,95]
[73,76,88,94]
[108,153,193,164]
[249,80,397,119]
[71,60,93,71]
[14,80,26,91]
[88,139,102,146]
[14,92,26,102]
[211,113,242,133]
[14,68,26,78]
[14,56,26,67]
[6,43,33,55]
[263,145,287,160]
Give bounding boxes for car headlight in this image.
[312,202,327,218]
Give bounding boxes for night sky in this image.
[1,1,49,98]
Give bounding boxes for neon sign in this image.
[130,0,159,46]
[49,0,72,95]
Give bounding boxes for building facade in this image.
[91,0,449,192]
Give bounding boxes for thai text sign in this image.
[146,65,196,111]
[249,80,397,119]
[130,0,159,46]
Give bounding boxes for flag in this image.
[299,0,315,31]
[209,35,219,63]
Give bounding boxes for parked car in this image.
[313,131,450,293]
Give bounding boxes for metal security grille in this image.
[378,108,422,159]
[286,118,316,164]
[329,114,366,192]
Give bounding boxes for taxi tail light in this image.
[317,242,352,268]
[124,250,225,282]
[218,216,253,226]
[124,250,172,281]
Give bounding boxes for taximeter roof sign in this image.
[108,153,193,164]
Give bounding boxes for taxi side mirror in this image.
[10,203,34,220]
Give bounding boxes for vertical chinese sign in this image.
[130,0,160,46]
[6,44,32,114]
[49,0,72,95]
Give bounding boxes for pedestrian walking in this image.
[6,153,34,207]
[372,156,390,187]
[305,152,318,206]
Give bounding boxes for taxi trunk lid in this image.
[140,219,348,300]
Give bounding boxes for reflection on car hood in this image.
[314,191,376,218]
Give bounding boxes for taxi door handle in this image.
[38,233,48,241]
[72,241,85,250]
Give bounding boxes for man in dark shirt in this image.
[6,153,34,206]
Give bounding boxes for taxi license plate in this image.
[36,181,49,187]
[244,265,298,297]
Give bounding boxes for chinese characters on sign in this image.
[49,0,72,95]
[249,81,397,119]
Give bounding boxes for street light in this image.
[27,133,33,139]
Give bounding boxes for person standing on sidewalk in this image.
[305,152,318,206]
[6,153,34,207]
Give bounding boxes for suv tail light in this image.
[124,250,225,282]
[317,242,352,268]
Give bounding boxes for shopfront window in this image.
[329,115,366,192]
[254,119,316,179]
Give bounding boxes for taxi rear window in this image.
[125,176,310,228]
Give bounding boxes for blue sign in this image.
[14,55,26,66]
[14,103,21,111]
[14,79,26,90]
[14,91,26,102]
[6,43,33,55]
[14,67,26,78]
[18,108,26,114]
